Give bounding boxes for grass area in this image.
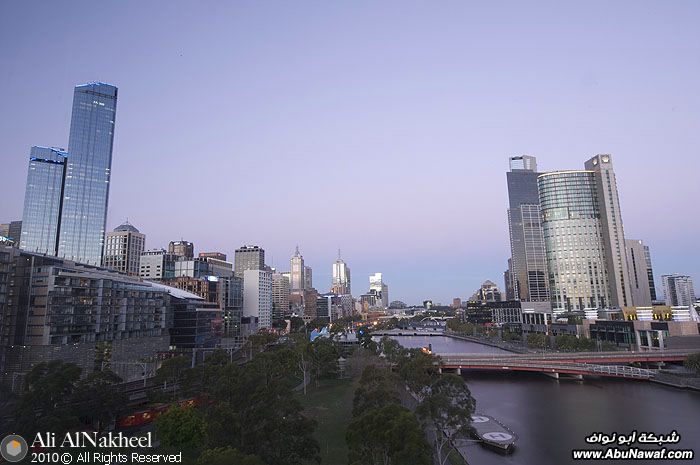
[448,449,469,465]
[298,378,356,465]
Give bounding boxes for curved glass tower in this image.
[538,171,611,311]
[57,82,118,265]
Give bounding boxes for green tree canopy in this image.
[347,404,431,465]
[156,405,207,452]
[416,374,476,465]
[14,360,82,437]
[684,352,700,374]
[197,447,267,465]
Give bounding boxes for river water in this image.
[385,335,700,465]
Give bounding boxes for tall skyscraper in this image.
[538,154,631,310]
[304,265,313,290]
[369,272,389,308]
[625,239,652,307]
[539,170,611,310]
[169,240,194,259]
[19,147,68,254]
[504,258,515,301]
[8,221,22,245]
[643,245,658,301]
[290,246,305,291]
[57,83,118,266]
[234,245,265,278]
[243,269,273,329]
[103,221,145,276]
[506,155,549,302]
[331,252,351,295]
[661,274,696,307]
[584,155,632,308]
[272,271,291,320]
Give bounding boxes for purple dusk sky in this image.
[1,1,698,304]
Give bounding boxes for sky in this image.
[0,1,698,305]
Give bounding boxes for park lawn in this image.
[298,378,356,465]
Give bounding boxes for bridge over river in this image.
[380,331,694,380]
[440,348,693,380]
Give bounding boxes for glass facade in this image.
[57,83,118,266]
[538,171,611,311]
[506,157,550,302]
[643,245,657,301]
[19,147,68,255]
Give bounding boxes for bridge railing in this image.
[440,360,656,379]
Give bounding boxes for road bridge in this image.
[439,349,693,380]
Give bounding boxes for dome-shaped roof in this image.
[114,221,139,233]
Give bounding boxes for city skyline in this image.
[1,1,699,303]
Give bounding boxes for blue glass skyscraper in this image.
[19,146,68,254]
[57,82,118,265]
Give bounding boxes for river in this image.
[385,335,700,465]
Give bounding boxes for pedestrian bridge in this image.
[439,350,694,380]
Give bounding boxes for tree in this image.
[306,317,330,331]
[416,374,476,465]
[248,331,280,355]
[397,349,440,396]
[71,369,126,430]
[288,317,306,333]
[307,338,340,385]
[197,447,266,465]
[14,360,82,437]
[155,356,191,390]
[347,404,431,465]
[527,333,549,350]
[684,352,700,374]
[201,349,320,465]
[379,336,406,364]
[156,405,207,453]
[352,365,400,416]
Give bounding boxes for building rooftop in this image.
[113,221,139,233]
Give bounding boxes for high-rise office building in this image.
[661,274,696,307]
[139,249,178,280]
[539,170,611,310]
[504,258,515,301]
[272,271,291,320]
[470,280,503,303]
[584,155,632,308]
[625,239,652,307]
[103,221,145,276]
[290,246,305,291]
[369,272,389,308]
[0,224,8,237]
[643,245,658,301]
[199,252,227,261]
[304,265,313,290]
[506,155,549,302]
[538,154,631,310]
[57,83,118,266]
[169,240,194,259]
[8,221,22,245]
[331,253,351,295]
[234,245,265,278]
[243,269,273,329]
[20,147,68,255]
